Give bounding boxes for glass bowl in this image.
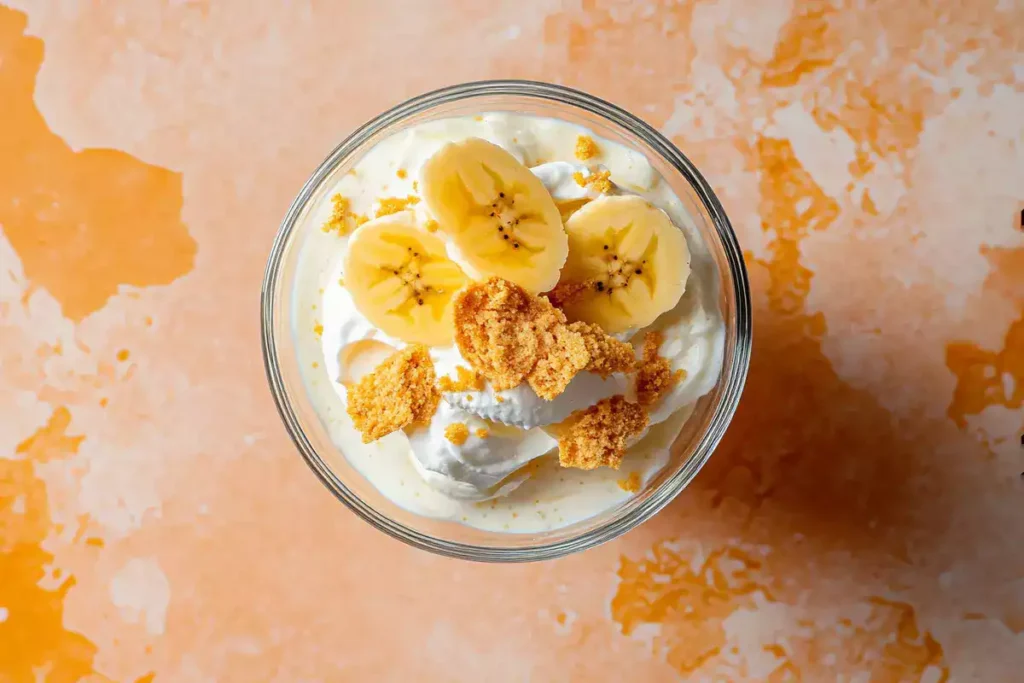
[261,80,751,562]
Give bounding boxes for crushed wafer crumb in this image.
[424,218,439,233]
[396,168,408,179]
[617,472,641,493]
[558,396,648,470]
[313,322,323,338]
[575,135,600,160]
[636,331,685,408]
[412,180,419,192]
[570,321,636,377]
[453,278,560,392]
[438,366,486,392]
[475,428,489,439]
[573,169,613,194]
[321,194,369,236]
[495,395,505,403]
[375,195,420,217]
[546,279,595,308]
[346,345,440,443]
[444,422,470,446]
[528,325,590,400]
[453,278,637,400]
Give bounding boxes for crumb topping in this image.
[396,168,408,179]
[375,195,421,218]
[558,396,648,470]
[528,324,590,400]
[424,218,439,233]
[617,471,641,493]
[444,422,470,446]
[322,194,369,236]
[346,345,440,443]
[636,331,685,408]
[570,321,637,377]
[575,135,600,160]
[313,322,323,338]
[438,365,486,393]
[453,278,558,393]
[475,427,490,439]
[546,279,595,309]
[453,278,636,400]
[573,169,613,194]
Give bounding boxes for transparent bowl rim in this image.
[261,79,752,562]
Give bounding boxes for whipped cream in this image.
[292,113,726,532]
[407,400,557,501]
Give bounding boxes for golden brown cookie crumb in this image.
[475,428,489,439]
[313,322,323,338]
[569,321,637,377]
[438,366,486,393]
[636,331,685,408]
[528,325,590,400]
[454,278,558,392]
[454,278,637,400]
[495,395,505,403]
[617,471,641,493]
[396,168,408,179]
[558,396,648,470]
[346,345,440,443]
[575,135,600,160]
[322,194,369,236]
[573,170,613,194]
[546,279,595,308]
[374,195,421,218]
[444,422,470,446]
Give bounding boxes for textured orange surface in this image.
[0,1,1021,681]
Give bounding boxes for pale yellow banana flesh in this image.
[558,195,690,333]
[344,212,467,345]
[419,137,568,293]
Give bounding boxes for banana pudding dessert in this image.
[293,114,725,532]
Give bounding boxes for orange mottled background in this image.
[1,1,1021,681]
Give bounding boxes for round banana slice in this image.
[419,137,568,293]
[558,195,690,333]
[344,212,468,346]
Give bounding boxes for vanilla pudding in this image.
[291,113,725,533]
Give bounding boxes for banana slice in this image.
[344,212,468,346]
[558,195,690,333]
[419,137,568,293]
